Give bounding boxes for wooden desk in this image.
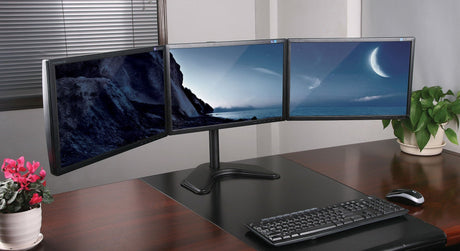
[39,179,252,251]
[282,139,460,247]
[37,139,457,250]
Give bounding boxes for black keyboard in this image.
[246,196,408,246]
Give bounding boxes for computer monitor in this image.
[167,39,286,194]
[42,46,167,175]
[287,37,414,120]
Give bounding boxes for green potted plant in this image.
[383,86,460,155]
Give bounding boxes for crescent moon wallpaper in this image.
[289,41,412,117]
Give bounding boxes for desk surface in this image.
[282,139,460,246]
[38,139,458,250]
[40,179,252,251]
[143,152,446,250]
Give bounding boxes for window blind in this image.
[0,0,159,111]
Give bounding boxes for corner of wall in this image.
[347,0,362,37]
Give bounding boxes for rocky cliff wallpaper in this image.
[55,50,166,168]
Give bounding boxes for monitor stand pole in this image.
[181,129,280,194]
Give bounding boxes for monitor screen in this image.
[288,38,414,119]
[168,39,286,133]
[42,46,167,175]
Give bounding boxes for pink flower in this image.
[29,193,42,205]
[2,158,18,181]
[2,158,16,171]
[26,161,40,174]
[39,168,46,180]
[5,158,16,167]
[27,174,40,183]
[1,158,9,170]
[17,176,30,191]
[3,171,13,179]
[17,156,25,171]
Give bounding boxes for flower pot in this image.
[398,125,446,156]
[0,206,42,249]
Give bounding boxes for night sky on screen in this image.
[170,42,284,109]
[289,41,412,108]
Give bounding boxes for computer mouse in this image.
[385,188,424,206]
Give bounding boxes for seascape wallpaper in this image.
[169,42,285,130]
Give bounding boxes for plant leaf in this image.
[427,122,439,137]
[382,119,391,129]
[7,191,18,204]
[420,97,434,109]
[402,118,415,132]
[42,191,54,204]
[412,90,421,101]
[410,99,422,126]
[445,128,458,145]
[415,111,428,132]
[452,115,460,129]
[421,86,430,99]
[434,108,448,123]
[392,120,404,142]
[427,107,433,118]
[415,129,430,151]
[424,86,433,98]
[451,100,460,114]
[429,86,443,101]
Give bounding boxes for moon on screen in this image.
[370,47,389,78]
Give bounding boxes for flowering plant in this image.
[0,156,53,213]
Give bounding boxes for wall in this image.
[277,0,348,38]
[362,0,460,152]
[1,0,407,194]
[167,0,256,43]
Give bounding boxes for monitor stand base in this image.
[181,162,280,195]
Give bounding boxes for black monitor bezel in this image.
[166,39,288,135]
[286,37,415,121]
[42,46,169,175]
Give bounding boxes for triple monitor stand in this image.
[181,129,280,194]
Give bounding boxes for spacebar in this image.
[299,223,336,236]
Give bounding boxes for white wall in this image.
[362,0,460,152]
[167,0,256,43]
[277,0,348,38]
[1,0,403,194]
